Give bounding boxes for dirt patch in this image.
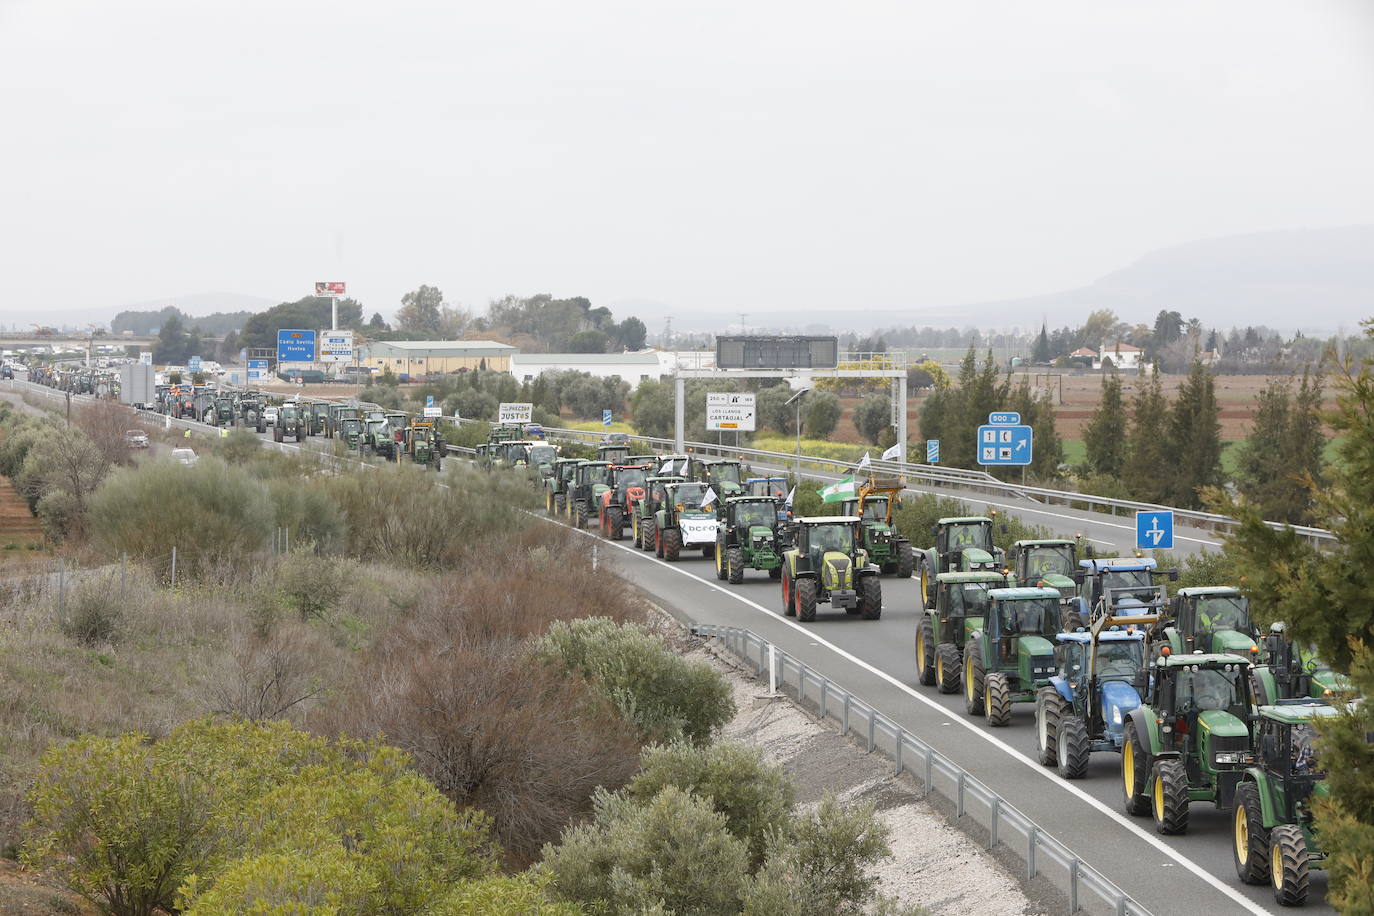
[0,860,93,915]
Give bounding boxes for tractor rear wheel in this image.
[555,493,566,517]
[895,541,914,578]
[936,643,961,694]
[915,616,936,686]
[663,529,681,561]
[984,672,1012,726]
[1150,759,1190,835]
[727,547,745,584]
[796,578,818,622]
[642,518,657,553]
[1121,722,1151,816]
[858,576,882,620]
[782,569,795,616]
[295,428,303,443]
[1056,715,1090,778]
[1269,824,1310,907]
[575,502,588,530]
[918,562,932,607]
[1035,687,1067,766]
[963,638,986,716]
[608,507,623,540]
[714,542,728,580]
[546,490,554,515]
[1233,782,1270,885]
[768,567,781,580]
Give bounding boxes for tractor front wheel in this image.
[768,566,781,580]
[1233,782,1270,885]
[1269,824,1310,907]
[917,562,932,607]
[984,672,1012,726]
[858,576,882,620]
[608,507,623,540]
[575,502,588,530]
[1151,759,1190,835]
[642,518,657,553]
[714,542,727,580]
[663,529,681,561]
[782,570,795,616]
[1056,715,1090,778]
[1121,722,1151,816]
[936,643,961,694]
[727,547,745,584]
[1035,686,1066,766]
[895,541,914,578]
[796,578,818,622]
[555,493,566,517]
[915,616,936,686]
[963,638,986,716]
[546,491,555,515]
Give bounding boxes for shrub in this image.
[543,786,749,914]
[538,617,735,745]
[278,555,346,621]
[628,741,793,867]
[429,872,582,915]
[59,578,123,646]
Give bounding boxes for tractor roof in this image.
[1015,539,1078,548]
[581,461,611,468]
[938,516,992,525]
[1156,652,1252,668]
[725,495,780,504]
[701,457,740,464]
[746,476,788,483]
[646,475,685,483]
[796,515,861,525]
[1177,586,1243,597]
[554,457,582,464]
[1258,701,1339,725]
[1056,630,1146,644]
[935,571,1009,584]
[988,587,1062,601]
[1079,557,1156,572]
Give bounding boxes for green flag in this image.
[818,475,856,504]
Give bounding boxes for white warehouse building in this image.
[508,352,666,384]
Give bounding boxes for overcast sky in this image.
[2,0,1372,325]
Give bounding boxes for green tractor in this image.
[404,421,442,471]
[914,571,1011,693]
[338,413,364,451]
[651,481,719,561]
[369,411,409,461]
[839,477,914,577]
[327,405,359,440]
[239,394,267,433]
[545,458,583,516]
[597,444,631,465]
[916,516,1007,606]
[780,516,882,622]
[566,461,612,529]
[1232,700,1338,906]
[1011,538,1087,599]
[713,495,786,583]
[213,395,237,427]
[632,475,684,550]
[301,400,330,436]
[359,410,391,457]
[528,441,560,481]
[1148,587,1260,661]
[1035,613,1152,778]
[272,403,305,443]
[1251,622,1347,705]
[1120,651,1256,835]
[962,587,1062,726]
[697,458,746,498]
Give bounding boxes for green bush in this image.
[278,554,346,621]
[24,718,496,916]
[217,428,265,464]
[543,785,749,914]
[538,617,735,746]
[59,579,123,646]
[429,872,583,915]
[628,742,793,867]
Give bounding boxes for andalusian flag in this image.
[818,475,856,504]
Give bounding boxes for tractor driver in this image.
[811,525,848,554]
[1187,670,1233,712]
[1096,642,1141,680]
[1197,597,1250,634]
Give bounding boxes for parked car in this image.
[263,406,279,426]
[171,448,198,466]
[124,429,149,448]
[602,432,630,445]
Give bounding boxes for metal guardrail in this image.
[694,623,1150,916]
[500,421,1335,545]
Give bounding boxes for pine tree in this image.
[1083,368,1127,478]
[1235,370,1325,524]
[1122,365,1170,503]
[1164,359,1223,508]
[1287,369,1326,523]
[1031,323,1052,364]
[1006,376,1062,479]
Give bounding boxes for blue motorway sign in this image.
[276,329,317,362]
[926,440,940,463]
[988,411,1021,425]
[1136,511,1174,551]
[246,359,268,381]
[976,424,1033,466]
[602,409,613,426]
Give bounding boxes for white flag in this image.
[785,485,796,506]
[701,485,718,508]
[660,460,674,475]
[882,443,901,461]
[857,451,871,471]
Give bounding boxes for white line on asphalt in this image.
[550,517,1270,916]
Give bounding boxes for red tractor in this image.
[599,464,653,541]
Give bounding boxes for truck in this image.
[117,363,156,409]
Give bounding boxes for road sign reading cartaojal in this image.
[707,392,756,431]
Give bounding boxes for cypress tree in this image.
[1122,365,1170,504]
[1165,359,1223,508]
[1083,368,1127,478]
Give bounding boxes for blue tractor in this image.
[1034,613,1152,778]
[1064,556,1176,630]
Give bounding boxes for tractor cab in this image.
[714,496,786,582]
[528,442,559,476]
[960,586,1061,724]
[839,476,913,577]
[782,517,882,621]
[1013,538,1086,598]
[567,461,613,528]
[213,395,236,426]
[609,464,652,500]
[1251,623,1348,704]
[339,415,363,449]
[918,517,1004,606]
[653,454,692,479]
[628,453,659,466]
[405,422,441,469]
[1156,587,1259,659]
[698,459,745,497]
[746,475,790,502]
[1073,557,1175,623]
[597,444,631,465]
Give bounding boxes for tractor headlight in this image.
[1214,753,1255,766]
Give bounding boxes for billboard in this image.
[715,336,838,370]
[706,392,756,431]
[319,330,354,363]
[315,281,346,296]
[498,402,533,424]
[276,329,317,362]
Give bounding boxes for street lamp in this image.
[785,387,811,481]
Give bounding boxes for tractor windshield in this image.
[583,466,612,487]
[1025,545,1074,578]
[708,464,742,486]
[1175,667,1247,714]
[1102,569,1155,598]
[947,523,992,552]
[997,599,1059,637]
[809,525,853,555]
[529,445,557,466]
[949,582,994,617]
[616,468,647,490]
[1096,641,1144,681]
[1196,596,1251,633]
[750,480,788,499]
[736,503,776,528]
[672,483,708,508]
[859,498,889,521]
